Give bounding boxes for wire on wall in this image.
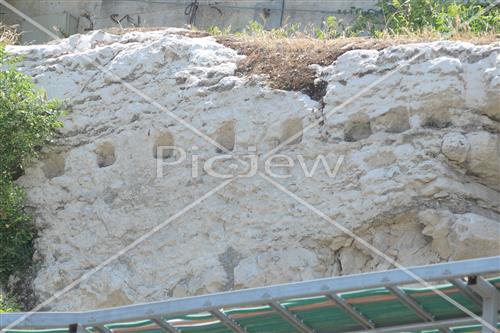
[279,0,285,27]
[184,0,199,25]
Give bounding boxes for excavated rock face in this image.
[7,30,500,310]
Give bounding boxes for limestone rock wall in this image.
[7,30,500,310]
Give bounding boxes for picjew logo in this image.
[156,146,344,179]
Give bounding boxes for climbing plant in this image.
[0,44,63,287]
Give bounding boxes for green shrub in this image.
[0,47,63,179]
[0,176,33,282]
[243,20,265,36]
[315,16,339,39]
[0,44,63,287]
[377,0,500,34]
[206,25,232,36]
[211,1,498,38]
[318,0,499,37]
[0,292,19,312]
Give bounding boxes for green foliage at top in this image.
[0,47,63,179]
[315,0,499,37]
[244,20,266,36]
[0,293,19,312]
[378,0,500,34]
[206,0,499,38]
[0,44,63,290]
[315,16,338,39]
[206,25,232,36]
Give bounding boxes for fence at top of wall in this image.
[1,0,379,44]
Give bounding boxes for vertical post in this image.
[468,276,499,333]
[68,324,89,333]
[279,0,285,27]
[481,295,498,333]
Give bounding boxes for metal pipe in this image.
[210,309,248,333]
[151,318,180,333]
[386,286,435,321]
[269,301,315,333]
[326,294,374,329]
[386,286,453,333]
[450,278,482,306]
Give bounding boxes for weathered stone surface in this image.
[441,132,469,163]
[7,31,500,310]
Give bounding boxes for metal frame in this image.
[151,318,180,333]
[450,278,482,306]
[1,256,499,333]
[469,277,500,333]
[209,309,248,333]
[268,301,315,333]
[386,286,452,333]
[325,293,374,329]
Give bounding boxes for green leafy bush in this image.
[0,293,19,312]
[244,20,266,36]
[209,0,499,38]
[318,0,499,37]
[0,44,63,286]
[206,25,232,36]
[0,177,33,282]
[377,0,500,34]
[315,16,339,39]
[0,47,63,179]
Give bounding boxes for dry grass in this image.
[216,32,499,99]
[372,29,500,44]
[0,24,20,45]
[217,36,395,100]
[101,27,499,100]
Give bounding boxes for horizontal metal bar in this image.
[351,316,500,333]
[269,301,315,333]
[450,278,482,306]
[210,309,248,333]
[151,318,180,333]
[1,256,499,329]
[326,294,374,329]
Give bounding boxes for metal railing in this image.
[1,256,499,333]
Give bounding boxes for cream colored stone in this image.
[6,33,499,310]
[441,132,469,163]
